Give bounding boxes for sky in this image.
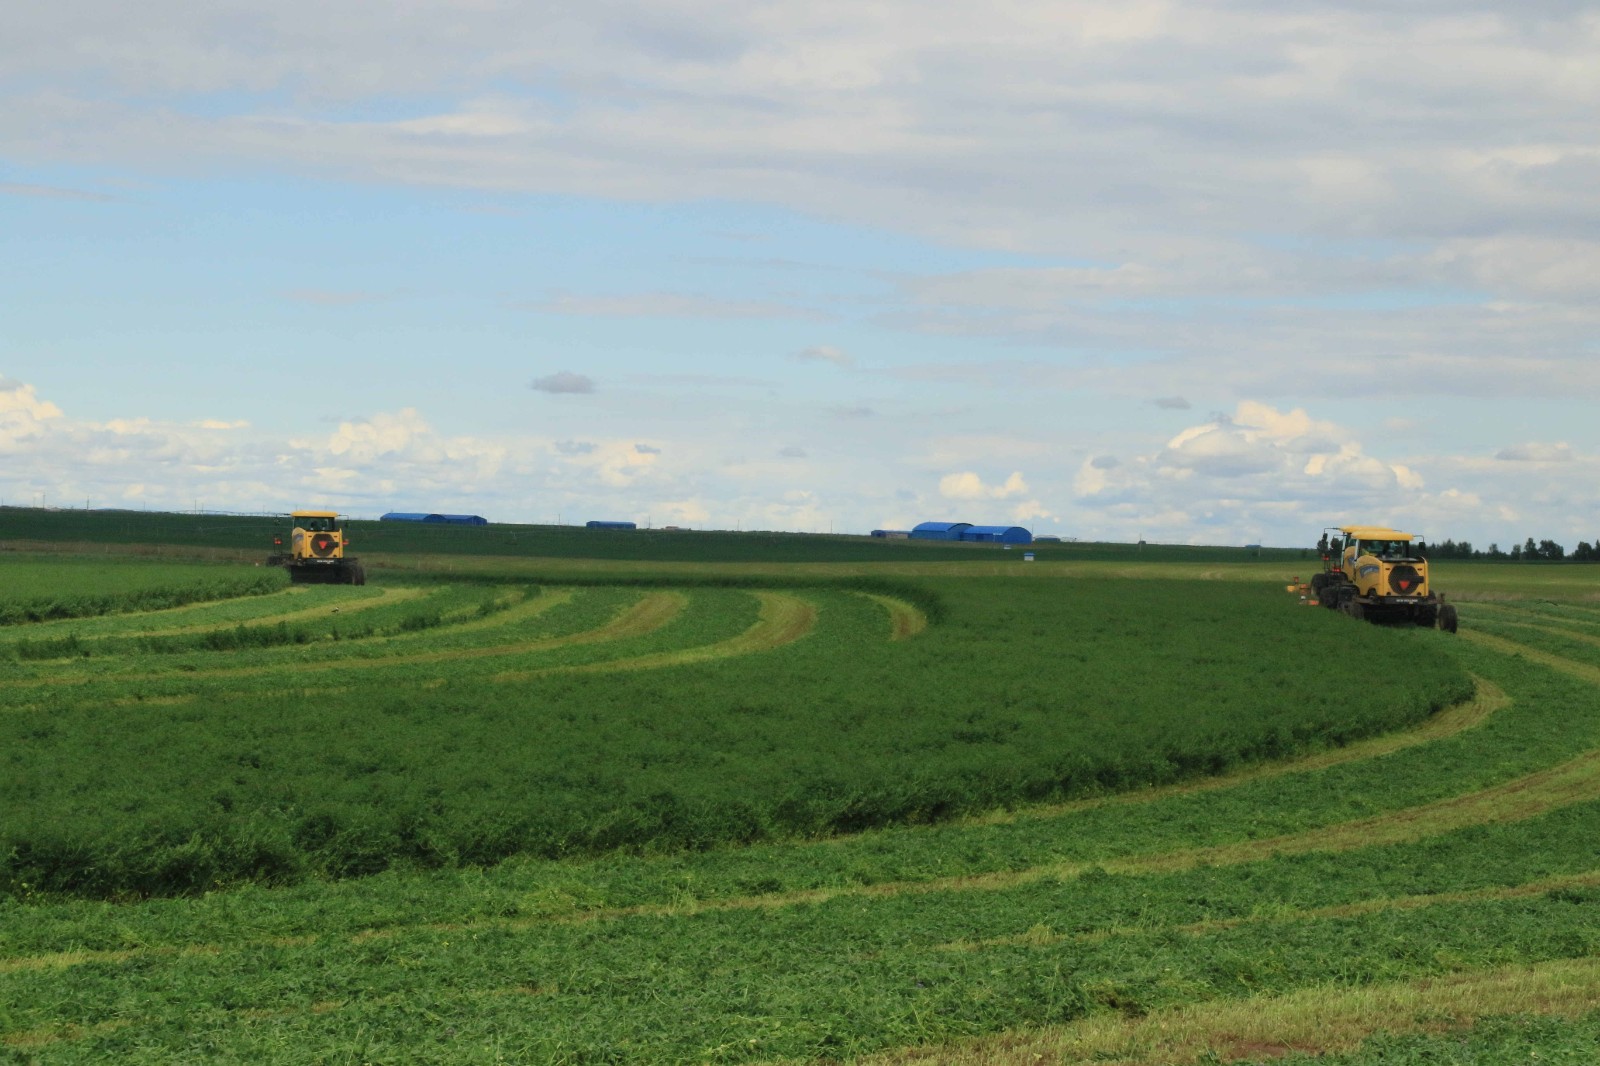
[3,1,1597,549]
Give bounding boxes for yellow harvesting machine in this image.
[266,510,366,585]
[1311,525,1456,632]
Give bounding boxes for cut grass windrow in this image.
[494,590,818,680]
[858,592,929,640]
[932,867,1600,953]
[123,586,425,638]
[1461,627,1600,686]
[854,957,1600,1066]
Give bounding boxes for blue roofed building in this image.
[380,512,488,525]
[910,521,974,541]
[961,525,1033,544]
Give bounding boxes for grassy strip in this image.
[960,675,1509,828]
[8,781,1600,972]
[4,875,1599,1061]
[857,959,1600,1065]
[0,561,285,625]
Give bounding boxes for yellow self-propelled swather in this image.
[266,510,366,585]
[1310,525,1456,632]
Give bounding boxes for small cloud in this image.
[794,345,853,368]
[939,471,1030,500]
[1495,442,1574,462]
[555,440,596,455]
[531,371,595,395]
[1152,396,1191,410]
[778,445,807,459]
[832,405,875,419]
[195,419,249,430]
[634,443,662,455]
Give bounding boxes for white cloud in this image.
[939,470,1029,500]
[530,371,596,395]
[0,378,65,454]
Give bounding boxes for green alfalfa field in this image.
[3,521,1600,1064]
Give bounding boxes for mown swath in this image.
[858,957,1600,1066]
[494,589,817,681]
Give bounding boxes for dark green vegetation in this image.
[1,505,1313,564]
[3,534,1599,1063]
[0,561,1468,899]
[0,556,283,625]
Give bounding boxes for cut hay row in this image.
[860,957,1600,1066]
[5,587,917,697]
[495,590,819,680]
[858,592,929,640]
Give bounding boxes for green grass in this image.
[0,555,284,625]
[2,548,1599,1063]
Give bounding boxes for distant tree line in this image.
[1397,538,1600,562]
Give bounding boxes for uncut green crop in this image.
[0,573,1472,899]
[0,556,284,625]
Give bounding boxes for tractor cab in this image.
[290,511,346,560]
[267,510,365,584]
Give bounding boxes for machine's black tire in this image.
[351,564,366,587]
[1415,605,1438,627]
[1318,586,1340,609]
[1439,603,1459,634]
[1310,572,1330,593]
[1343,596,1365,621]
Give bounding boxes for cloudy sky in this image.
[4,1,1597,547]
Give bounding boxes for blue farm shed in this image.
[586,520,637,530]
[910,521,973,541]
[380,512,488,526]
[962,525,1033,544]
